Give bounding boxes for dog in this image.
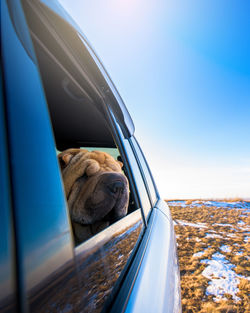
[58,148,129,244]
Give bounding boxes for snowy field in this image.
[168,200,250,313]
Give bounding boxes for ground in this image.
[167,200,250,313]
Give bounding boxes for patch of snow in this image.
[238,221,245,226]
[236,251,243,256]
[205,233,223,239]
[195,237,201,242]
[227,234,236,238]
[215,223,232,227]
[176,220,207,228]
[193,248,209,258]
[201,252,241,302]
[220,245,231,253]
[167,200,186,207]
[203,201,213,205]
[193,251,205,257]
[244,236,249,243]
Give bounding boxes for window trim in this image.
[104,106,148,227]
[130,137,159,207]
[109,208,157,313]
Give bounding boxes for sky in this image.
[59,0,250,199]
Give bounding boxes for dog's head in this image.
[58,149,129,242]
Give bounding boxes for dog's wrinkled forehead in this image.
[58,148,123,177]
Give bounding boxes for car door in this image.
[1,1,78,312]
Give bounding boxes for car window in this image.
[21,1,145,311]
[130,137,158,207]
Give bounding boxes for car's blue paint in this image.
[2,1,75,311]
[0,65,17,313]
[156,198,173,221]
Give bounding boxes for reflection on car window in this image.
[74,210,143,312]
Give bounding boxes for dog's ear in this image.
[117,156,124,170]
[58,149,88,170]
[117,161,123,169]
[59,153,73,168]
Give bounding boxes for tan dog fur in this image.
[58,149,129,244]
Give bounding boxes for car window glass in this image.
[74,209,143,312]
[130,137,158,207]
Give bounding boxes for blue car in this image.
[0,0,181,312]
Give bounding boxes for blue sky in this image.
[59,0,250,199]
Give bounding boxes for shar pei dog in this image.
[58,148,129,244]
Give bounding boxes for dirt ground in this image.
[167,200,250,313]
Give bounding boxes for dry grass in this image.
[168,200,250,313]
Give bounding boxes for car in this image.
[0,0,181,312]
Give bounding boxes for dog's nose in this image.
[108,181,124,195]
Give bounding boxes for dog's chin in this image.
[73,221,110,244]
[72,191,128,226]
[71,197,128,244]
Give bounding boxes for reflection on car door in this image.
[2,2,77,312]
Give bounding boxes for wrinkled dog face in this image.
[58,149,129,243]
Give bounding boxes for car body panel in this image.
[124,208,181,313]
[2,1,76,312]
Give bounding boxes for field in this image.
[167,200,250,313]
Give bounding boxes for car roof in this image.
[25,0,135,150]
